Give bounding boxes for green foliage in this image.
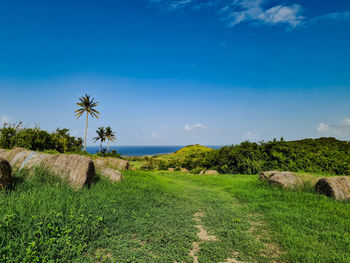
[148,138,350,175]
[0,124,83,153]
[96,149,122,159]
[190,167,203,174]
[171,144,214,157]
[204,137,350,175]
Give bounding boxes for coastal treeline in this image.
[145,137,350,175]
[0,124,82,153]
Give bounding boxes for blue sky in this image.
[0,0,349,145]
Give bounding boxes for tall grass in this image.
[1,169,349,262]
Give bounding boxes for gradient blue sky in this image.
[0,0,349,145]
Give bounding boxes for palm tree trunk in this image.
[99,142,102,153]
[108,140,110,153]
[84,112,89,151]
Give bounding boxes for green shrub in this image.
[190,167,203,174]
[0,124,82,153]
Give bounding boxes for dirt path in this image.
[187,212,246,263]
[189,212,218,263]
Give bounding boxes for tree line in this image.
[0,123,82,153]
[145,137,350,175]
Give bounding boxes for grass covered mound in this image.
[129,144,214,171]
[1,169,349,262]
[171,144,214,157]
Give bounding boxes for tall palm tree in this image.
[75,94,100,151]
[93,127,106,153]
[105,126,117,153]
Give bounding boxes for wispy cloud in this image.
[308,11,350,24]
[243,131,259,141]
[150,130,161,138]
[0,116,10,125]
[317,118,350,137]
[148,0,304,28]
[148,126,169,139]
[219,0,304,28]
[147,0,349,29]
[184,123,206,131]
[170,0,192,9]
[150,0,193,9]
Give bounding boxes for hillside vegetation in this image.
[132,138,350,175]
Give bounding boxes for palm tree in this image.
[105,126,117,153]
[93,127,106,153]
[75,94,100,151]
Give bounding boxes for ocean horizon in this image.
[86,145,222,157]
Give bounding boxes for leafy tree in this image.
[93,127,106,153]
[75,94,100,151]
[0,124,82,153]
[105,126,116,153]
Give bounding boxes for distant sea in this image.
[86,145,222,157]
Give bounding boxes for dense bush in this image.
[150,137,350,175]
[96,149,122,159]
[0,123,83,153]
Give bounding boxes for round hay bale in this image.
[205,170,219,175]
[259,171,280,180]
[0,148,32,167]
[94,157,129,170]
[45,155,95,189]
[100,167,123,182]
[181,168,189,173]
[168,168,175,172]
[315,177,350,200]
[1,148,95,189]
[0,157,12,189]
[267,172,301,188]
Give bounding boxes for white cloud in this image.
[260,5,303,27]
[184,123,206,131]
[151,130,161,138]
[147,125,168,139]
[147,0,350,29]
[149,0,304,28]
[342,118,350,126]
[0,116,10,125]
[243,131,259,141]
[221,0,304,28]
[317,118,350,136]
[317,122,330,133]
[170,0,192,9]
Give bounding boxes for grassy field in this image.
[1,169,349,262]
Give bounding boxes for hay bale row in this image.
[260,170,350,201]
[315,177,350,200]
[259,171,301,188]
[259,171,280,180]
[94,157,129,170]
[0,148,95,190]
[167,168,190,173]
[0,157,12,189]
[99,167,123,182]
[199,170,219,175]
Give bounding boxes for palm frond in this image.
[74,94,100,119]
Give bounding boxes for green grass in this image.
[155,144,213,161]
[1,169,349,262]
